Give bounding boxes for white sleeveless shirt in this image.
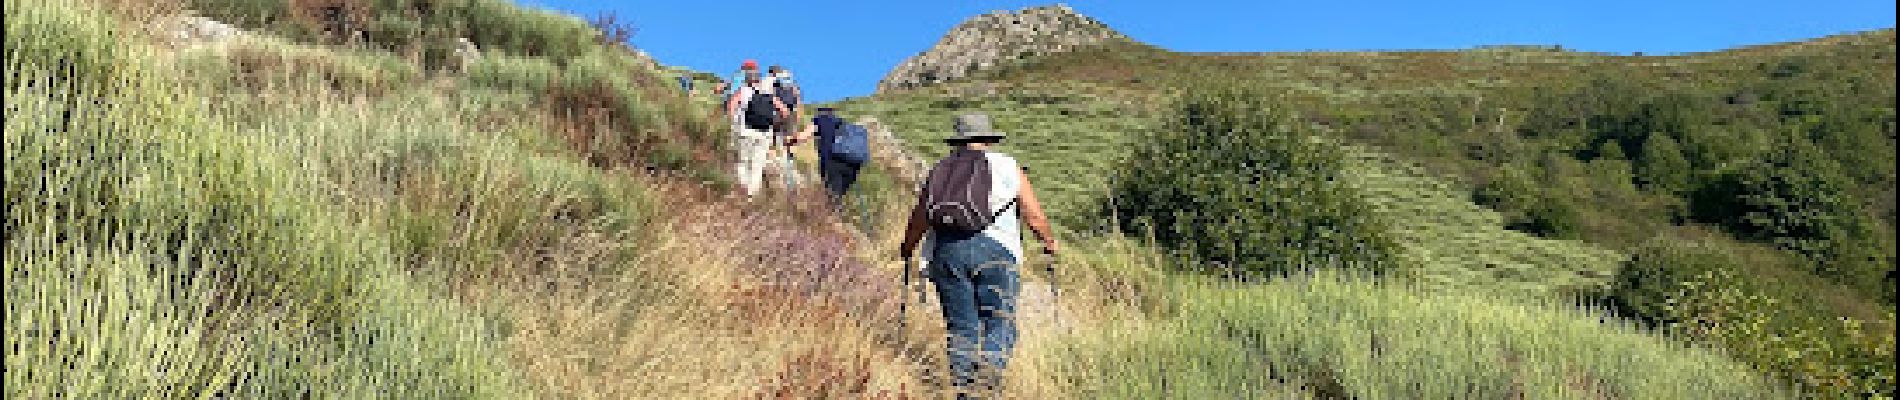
[979,152,1026,263]
[922,151,1025,263]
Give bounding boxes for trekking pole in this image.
[899,255,911,343]
[1043,252,1065,334]
[783,142,799,190]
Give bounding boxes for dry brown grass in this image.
[476,178,914,399]
[471,169,1147,398]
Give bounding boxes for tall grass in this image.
[1035,256,1790,399]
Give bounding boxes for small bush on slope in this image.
[1608,236,1897,397]
[1107,86,1398,278]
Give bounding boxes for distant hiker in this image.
[676,75,693,94]
[798,107,869,205]
[768,65,806,189]
[725,58,756,96]
[769,65,804,122]
[898,113,1061,398]
[726,69,792,197]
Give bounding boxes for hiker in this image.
[676,74,693,94]
[898,113,1060,397]
[728,59,760,98]
[725,68,792,197]
[769,65,804,123]
[768,65,806,189]
[798,107,869,206]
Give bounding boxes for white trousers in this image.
[733,127,773,197]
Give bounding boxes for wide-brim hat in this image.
[946,113,1007,144]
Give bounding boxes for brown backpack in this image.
[922,149,1017,234]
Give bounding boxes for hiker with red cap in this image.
[725,60,793,197]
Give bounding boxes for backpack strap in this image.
[990,197,1019,221]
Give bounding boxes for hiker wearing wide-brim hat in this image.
[899,112,1060,397]
[943,113,1008,144]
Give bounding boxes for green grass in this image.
[9,0,1887,397]
[5,0,673,396]
[834,26,1893,397]
[1051,272,1788,399]
[829,81,1623,296]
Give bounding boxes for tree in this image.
[1638,133,1691,194]
[1691,135,1891,299]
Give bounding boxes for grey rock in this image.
[877,4,1126,94]
[157,14,243,46]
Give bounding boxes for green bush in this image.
[1606,238,1896,398]
[1108,86,1397,278]
[1689,135,1894,301]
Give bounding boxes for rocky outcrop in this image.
[155,14,245,46]
[876,4,1127,93]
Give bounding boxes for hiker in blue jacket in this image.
[795,107,864,206]
[898,113,1061,398]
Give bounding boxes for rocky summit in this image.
[876,4,1127,93]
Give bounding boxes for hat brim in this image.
[944,133,1006,144]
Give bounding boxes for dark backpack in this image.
[775,79,801,110]
[827,123,871,165]
[921,150,1017,234]
[743,89,779,130]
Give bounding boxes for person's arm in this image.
[724,87,744,120]
[899,195,930,260]
[795,120,817,144]
[772,97,794,129]
[1017,168,1060,256]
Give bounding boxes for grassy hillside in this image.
[4,0,1882,398]
[6,0,921,397]
[833,22,1894,398]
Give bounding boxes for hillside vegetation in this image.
[838,5,1893,397]
[5,0,1887,398]
[7,0,919,397]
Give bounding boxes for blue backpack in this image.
[828,123,871,165]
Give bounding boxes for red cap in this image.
[741,59,759,69]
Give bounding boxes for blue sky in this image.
[521,1,1895,103]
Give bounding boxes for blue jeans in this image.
[928,232,1020,394]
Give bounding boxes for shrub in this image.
[1107,86,1397,278]
[1606,238,1897,398]
[1689,135,1893,301]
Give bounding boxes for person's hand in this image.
[1041,240,1061,257]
